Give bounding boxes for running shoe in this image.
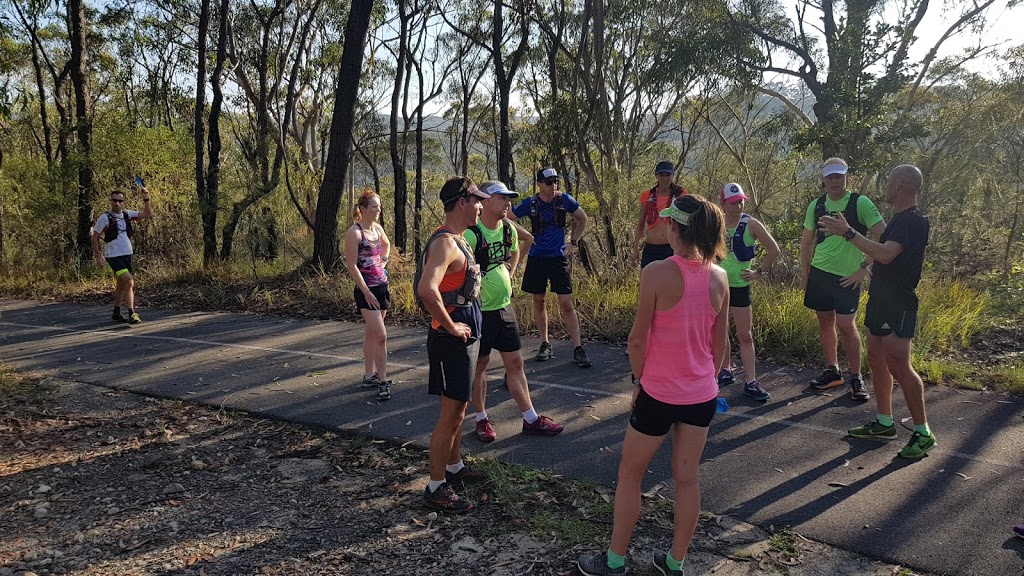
[376,380,392,402]
[848,419,898,440]
[361,373,380,388]
[849,374,870,401]
[534,342,553,361]
[111,311,127,323]
[811,366,844,390]
[574,346,593,368]
[475,419,496,443]
[127,312,142,325]
[1013,524,1024,539]
[717,368,735,386]
[743,380,771,402]
[898,431,936,459]
[522,415,564,436]
[653,550,683,575]
[423,483,472,513]
[577,552,626,576]
[445,464,487,487]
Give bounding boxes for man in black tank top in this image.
[818,164,936,459]
[417,177,491,513]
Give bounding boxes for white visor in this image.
[822,164,848,177]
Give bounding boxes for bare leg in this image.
[731,306,756,381]
[815,310,839,367]
[668,422,711,562]
[866,334,893,415]
[884,336,928,426]
[499,350,534,413]
[120,273,136,310]
[360,309,388,380]
[609,426,665,556]
[470,354,491,415]
[836,312,862,373]
[532,294,549,343]
[429,396,467,482]
[557,294,582,348]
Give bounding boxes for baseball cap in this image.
[721,182,747,204]
[479,180,520,198]
[439,177,490,205]
[655,160,675,175]
[822,163,848,177]
[659,197,693,226]
[536,167,559,183]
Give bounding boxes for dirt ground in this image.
[1,374,934,576]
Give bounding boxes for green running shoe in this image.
[898,431,936,459]
[848,420,897,440]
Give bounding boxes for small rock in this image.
[34,505,49,519]
[36,485,51,494]
[163,483,185,495]
[190,459,208,471]
[23,550,39,562]
[106,506,119,516]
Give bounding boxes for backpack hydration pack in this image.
[467,221,514,275]
[644,184,685,227]
[413,228,482,316]
[813,193,866,244]
[102,211,134,243]
[730,214,757,262]
[528,193,567,235]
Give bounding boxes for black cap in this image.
[439,176,490,205]
[655,160,675,175]
[536,167,560,183]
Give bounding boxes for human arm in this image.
[564,205,589,255]
[416,235,471,341]
[138,187,153,219]
[630,199,647,267]
[711,267,731,374]
[91,230,105,267]
[740,217,780,281]
[818,213,902,264]
[508,219,531,273]
[799,228,815,291]
[378,224,391,264]
[627,264,658,384]
[344,227,379,309]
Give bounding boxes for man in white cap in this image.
[799,158,885,401]
[509,167,592,368]
[465,181,564,443]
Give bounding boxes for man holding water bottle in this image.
[91,178,154,324]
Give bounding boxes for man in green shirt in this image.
[799,158,885,401]
[465,181,565,443]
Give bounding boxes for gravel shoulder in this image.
[0,373,937,576]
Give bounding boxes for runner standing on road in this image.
[509,167,593,368]
[91,184,154,325]
[800,158,885,401]
[578,194,729,576]
[465,181,564,443]
[716,183,780,402]
[417,176,490,513]
[630,160,687,268]
[344,191,393,402]
[819,164,936,458]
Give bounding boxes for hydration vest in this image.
[414,228,481,315]
[813,193,866,244]
[528,193,566,235]
[644,184,685,227]
[467,221,514,275]
[102,212,134,243]
[730,214,757,262]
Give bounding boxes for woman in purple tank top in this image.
[578,195,730,576]
[344,191,393,401]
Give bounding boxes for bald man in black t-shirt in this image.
[818,164,935,459]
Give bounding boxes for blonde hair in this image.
[353,190,381,222]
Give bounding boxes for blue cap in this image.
[655,160,675,175]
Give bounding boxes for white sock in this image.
[445,460,465,474]
[475,411,488,422]
[522,408,539,424]
[427,479,445,492]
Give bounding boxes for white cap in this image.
[721,183,747,204]
[822,163,848,177]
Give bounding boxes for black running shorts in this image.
[641,243,673,268]
[106,255,133,277]
[864,296,918,339]
[427,329,480,403]
[479,306,522,356]
[521,256,573,295]
[803,266,861,315]
[353,283,392,311]
[629,388,718,437]
[729,285,752,308]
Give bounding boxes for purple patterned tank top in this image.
[356,224,387,287]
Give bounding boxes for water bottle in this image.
[716,397,729,413]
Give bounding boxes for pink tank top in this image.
[641,255,719,405]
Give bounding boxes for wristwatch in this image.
[754,267,764,276]
[631,373,641,387]
[859,260,870,269]
[843,227,856,241]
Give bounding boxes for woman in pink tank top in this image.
[578,195,729,576]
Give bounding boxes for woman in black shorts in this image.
[344,191,393,401]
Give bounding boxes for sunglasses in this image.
[110,198,125,203]
[541,180,559,186]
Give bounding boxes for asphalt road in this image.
[1,299,1022,576]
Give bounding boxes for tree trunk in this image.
[310,0,375,270]
[389,0,410,253]
[203,0,229,265]
[68,0,95,263]
[195,0,210,263]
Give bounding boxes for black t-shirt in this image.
[869,207,929,309]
